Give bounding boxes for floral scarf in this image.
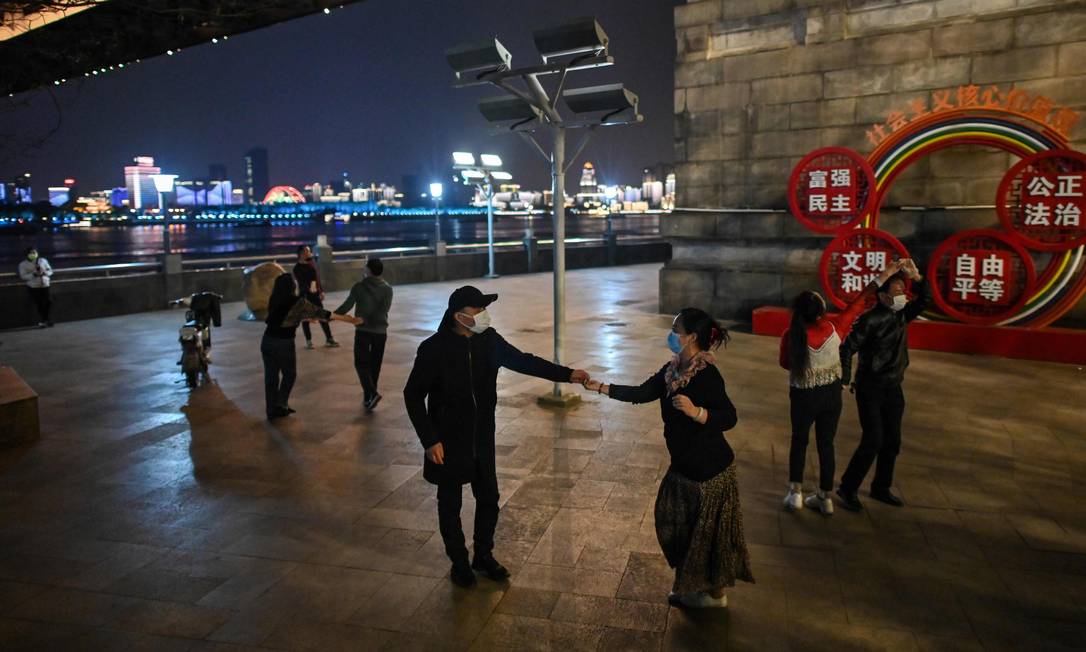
[664,350,716,396]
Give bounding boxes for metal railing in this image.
[0,261,161,285]
[2,234,664,281]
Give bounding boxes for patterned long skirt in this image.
[654,464,755,594]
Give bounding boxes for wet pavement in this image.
[0,263,1084,651]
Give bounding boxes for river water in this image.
[0,213,660,269]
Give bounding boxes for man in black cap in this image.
[404,285,590,587]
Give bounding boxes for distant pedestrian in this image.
[262,273,361,419]
[584,308,752,608]
[778,261,902,515]
[334,257,393,412]
[18,247,53,328]
[837,259,931,512]
[293,245,339,350]
[404,286,590,588]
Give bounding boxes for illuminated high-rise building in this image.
[123,156,160,210]
[579,162,598,191]
[243,147,269,204]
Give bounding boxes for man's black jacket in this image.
[840,279,932,388]
[404,319,573,485]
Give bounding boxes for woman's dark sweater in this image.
[609,361,738,482]
[264,297,330,339]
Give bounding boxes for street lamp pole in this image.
[549,125,566,399]
[158,190,171,254]
[151,174,177,256]
[446,19,642,406]
[485,177,497,278]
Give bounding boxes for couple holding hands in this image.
[404,286,750,608]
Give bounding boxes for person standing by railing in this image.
[293,245,339,350]
[18,247,53,328]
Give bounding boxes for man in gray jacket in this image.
[335,258,393,411]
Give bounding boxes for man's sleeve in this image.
[903,278,932,323]
[333,285,357,315]
[489,331,572,383]
[839,312,869,386]
[404,343,440,449]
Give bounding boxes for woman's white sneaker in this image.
[804,492,834,515]
[679,592,728,608]
[783,487,803,511]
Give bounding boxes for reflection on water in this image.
[0,214,660,268]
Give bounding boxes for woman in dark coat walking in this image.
[404,286,589,588]
[585,307,753,608]
[261,273,361,419]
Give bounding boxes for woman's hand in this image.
[583,379,602,392]
[426,442,444,464]
[671,394,699,419]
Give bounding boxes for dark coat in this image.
[404,321,573,485]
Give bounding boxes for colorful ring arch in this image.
[860,109,1086,328]
[263,185,307,204]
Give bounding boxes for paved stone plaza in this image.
[0,263,1084,651]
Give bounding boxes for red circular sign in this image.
[788,147,877,234]
[996,149,1086,251]
[927,229,1036,325]
[819,228,910,309]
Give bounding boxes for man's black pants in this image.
[840,384,905,493]
[353,331,387,401]
[436,464,499,564]
[300,293,333,342]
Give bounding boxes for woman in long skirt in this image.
[584,307,753,608]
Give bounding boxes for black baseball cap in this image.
[448,285,497,312]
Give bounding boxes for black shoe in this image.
[471,554,510,581]
[267,407,291,420]
[365,394,382,413]
[870,489,905,507]
[836,486,864,512]
[450,561,476,588]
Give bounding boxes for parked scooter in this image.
[170,292,223,387]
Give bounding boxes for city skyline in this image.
[0,0,680,197]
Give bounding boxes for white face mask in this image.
[890,294,908,312]
[459,309,491,334]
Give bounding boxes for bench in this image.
[0,366,40,446]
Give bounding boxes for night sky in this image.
[0,0,680,196]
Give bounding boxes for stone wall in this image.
[665,0,1086,324]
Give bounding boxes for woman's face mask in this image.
[890,294,908,312]
[27,252,38,262]
[458,309,491,334]
[667,331,686,354]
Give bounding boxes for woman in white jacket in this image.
[17,247,53,327]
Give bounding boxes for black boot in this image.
[836,486,864,512]
[450,560,476,588]
[870,488,905,507]
[471,553,510,581]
